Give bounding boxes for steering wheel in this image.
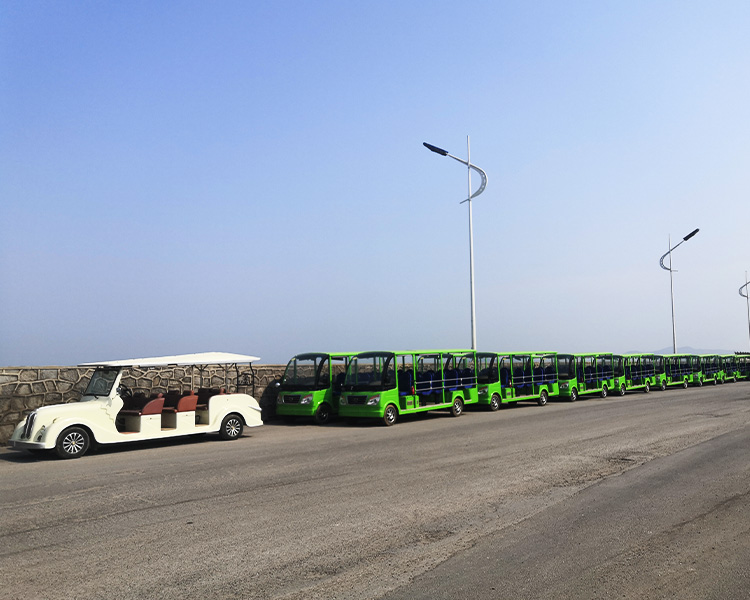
[117,384,133,401]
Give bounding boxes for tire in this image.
[451,397,464,417]
[55,426,90,459]
[570,388,578,402]
[712,378,717,386]
[697,378,703,387]
[314,403,332,425]
[619,384,626,396]
[489,393,500,412]
[644,382,650,393]
[682,379,688,389]
[660,380,667,391]
[383,404,398,426]
[219,413,244,440]
[537,390,548,406]
[601,385,608,399]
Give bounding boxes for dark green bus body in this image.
[624,354,664,393]
[720,355,739,382]
[700,354,723,385]
[557,353,626,400]
[338,350,478,425]
[737,354,750,381]
[663,354,702,388]
[276,352,355,424]
[476,352,559,409]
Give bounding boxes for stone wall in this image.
[0,365,286,445]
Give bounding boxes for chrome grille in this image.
[22,412,37,439]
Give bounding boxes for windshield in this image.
[280,354,330,391]
[83,368,119,398]
[344,353,395,391]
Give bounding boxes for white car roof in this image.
[79,352,261,368]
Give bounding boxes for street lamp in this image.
[423,137,488,350]
[659,228,700,353]
[739,272,750,351]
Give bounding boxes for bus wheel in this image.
[314,403,332,425]
[538,390,548,406]
[644,382,650,393]
[619,384,626,396]
[220,414,244,440]
[713,378,718,385]
[490,393,500,411]
[570,388,578,402]
[383,405,398,426]
[55,426,90,459]
[660,381,667,391]
[451,397,464,417]
[600,385,608,399]
[682,379,688,389]
[697,378,703,387]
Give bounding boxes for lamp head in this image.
[683,228,699,241]
[423,142,448,156]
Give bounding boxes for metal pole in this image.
[423,140,487,352]
[669,235,677,353]
[741,271,750,351]
[659,228,699,355]
[467,135,476,350]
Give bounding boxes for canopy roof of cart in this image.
[79,352,261,368]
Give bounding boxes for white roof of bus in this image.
[79,352,261,368]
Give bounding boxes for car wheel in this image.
[697,378,703,387]
[538,390,548,406]
[619,384,626,396]
[383,404,398,426]
[570,388,578,402]
[55,426,90,459]
[601,385,608,399]
[660,380,667,391]
[314,403,332,425]
[219,414,244,440]
[682,379,688,389]
[490,393,500,412]
[451,397,464,417]
[644,382,650,393]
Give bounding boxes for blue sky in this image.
[2,1,749,366]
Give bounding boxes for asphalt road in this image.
[1,383,749,600]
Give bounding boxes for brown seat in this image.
[176,393,198,412]
[120,393,164,416]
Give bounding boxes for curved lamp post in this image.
[423,137,488,350]
[740,272,750,351]
[659,228,700,353]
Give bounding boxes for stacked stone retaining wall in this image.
[0,365,285,445]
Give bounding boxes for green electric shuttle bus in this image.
[737,354,750,381]
[720,355,739,382]
[276,352,356,424]
[623,354,664,393]
[338,350,478,426]
[557,353,626,400]
[663,354,701,388]
[700,354,723,385]
[476,351,559,409]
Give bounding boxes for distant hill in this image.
[651,346,735,355]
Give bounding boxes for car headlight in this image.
[277,395,284,404]
[366,395,380,406]
[301,395,313,405]
[339,396,347,405]
[560,383,568,390]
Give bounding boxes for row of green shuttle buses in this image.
[275,351,750,426]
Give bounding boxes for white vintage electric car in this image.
[8,352,263,459]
